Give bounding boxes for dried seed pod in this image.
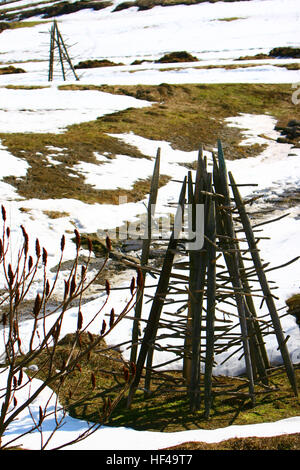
[1,205,6,222]
[130,277,135,295]
[45,279,50,297]
[20,225,29,255]
[109,308,115,328]
[28,255,33,272]
[33,294,41,317]
[42,248,47,265]
[35,238,41,258]
[100,319,106,336]
[105,235,112,252]
[18,369,23,386]
[81,265,86,280]
[77,310,83,330]
[38,406,44,427]
[74,229,81,250]
[60,234,65,252]
[64,279,69,300]
[6,226,10,238]
[13,376,17,389]
[105,280,110,296]
[35,239,41,258]
[13,397,17,408]
[8,263,14,287]
[2,313,7,326]
[70,275,76,296]
[87,238,93,252]
[0,239,3,259]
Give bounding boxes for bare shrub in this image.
[0,205,138,449]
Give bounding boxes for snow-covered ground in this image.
[0,0,299,450]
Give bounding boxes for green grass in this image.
[165,433,300,450]
[77,83,299,152]
[113,0,251,12]
[216,17,246,22]
[0,84,298,204]
[3,85,50,89]
[0,65,26,75]
[28,333,300,443]
[6,20,51,29]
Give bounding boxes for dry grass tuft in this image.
[164,433,300,450]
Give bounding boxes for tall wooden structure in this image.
[48,20,79,82]
[124,141,298,417]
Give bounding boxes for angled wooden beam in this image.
[130,148,161,364]
[127,177,187,407]
[229,171,298,397]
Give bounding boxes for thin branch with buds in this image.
[0,206,137,449]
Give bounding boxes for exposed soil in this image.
[164,433,300,450]
[74,59,125,69]
[269,47,300,59]
[0,65,25,74]
[276,120,300,147]
[238,47,300,61]
[286,294,300,327]
[0,0,112,22]
[155,51,199,63]
[1,84,299,205]
[113,0,251,12]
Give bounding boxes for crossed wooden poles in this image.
[125,141,298,417]
[48,19,79,82]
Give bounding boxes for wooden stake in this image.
[215,141,256,406]
[204,188,216,418]
[229,171,298,397]
[127,177,187,407]
[130,148,161,364]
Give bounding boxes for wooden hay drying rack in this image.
[104,141,299,418]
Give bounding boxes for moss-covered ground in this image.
[28,333,300,449]
[0,84,298,206]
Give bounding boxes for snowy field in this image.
[0,0,299,451]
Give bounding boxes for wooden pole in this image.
[215,141,256,406]
[183,171,195,383]
[55,20,79,81]
[48,20,79,82]
[48,23,55,82]
[229,171,298,397]
[189,150,208,410]
[204,186,216,418]
[127,177,187,407]
[130,148,161,365]
[54,22,66,81]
